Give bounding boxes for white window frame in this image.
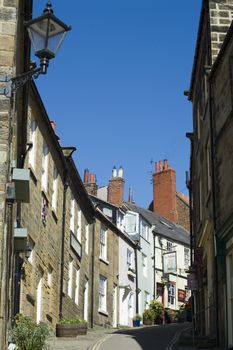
[100,225,107,261]
[77,208,81,242]
[142,253,147,277]
[168,283,175,306]
[68,257,73,298]
[127,249,132,268]
[167,241,173,252]
[99,275,107,312]
[48,265,53,287]
[27,237,35,265]
[85,223,89,255]
[184,247,190,269]
[144,291,150,310]
[28,117,37,169]
[141,220,149,241]
[41,140,49,192]
[125,212,138,233]
[70,194,75,233]
[52,165,58,211]
[75,268,80,305]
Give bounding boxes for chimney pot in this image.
[118,166,123,178]
[164,159,168,170]
[112,166,117,178]
[155,162,159,173]
[159,160,163,172]
[108,167,125,205]
[90,173,95,184]
[84,169,89,184]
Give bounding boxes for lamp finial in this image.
[44,1,54,14]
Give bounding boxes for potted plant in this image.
[133,314,141,327]
[149,300,164,324]
[143,309,154,325]
[10,313,49,350]
[56,318,87,337]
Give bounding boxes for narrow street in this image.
[91,323,190,350]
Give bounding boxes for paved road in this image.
[91,323,190,350]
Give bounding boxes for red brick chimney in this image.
[107,166,125,206]
[83,169,98,196]
[153,160,178,222]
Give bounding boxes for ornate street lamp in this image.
[0,1,71,96]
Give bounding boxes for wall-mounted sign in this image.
[163,251,177,274]
[178,289,186,302]
[187,273,198,290]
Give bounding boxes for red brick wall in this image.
[107,178,124,206]
[153,165,178,222]
[176,195,190,231]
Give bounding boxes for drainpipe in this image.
[135,243,139,314]
[90,218,95,328]
[205,1,219,346]
[186,134,195,334]
[153,232,156,300]
[59,166,68,320]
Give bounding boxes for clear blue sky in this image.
[33,1,202,208]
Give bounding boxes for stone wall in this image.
[0,0,18,348]
[210,0,233,61]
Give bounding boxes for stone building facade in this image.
[92,210,119,327]
[18,82,95,331]
[0,0,32,347]
[187,0,233,347]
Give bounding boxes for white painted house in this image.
[125,202,191,313]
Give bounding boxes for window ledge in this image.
[52,209,58,223]
[99,257,109,265]
[41,190,49,203]
[29,166,37,185]
[98,309,108,317]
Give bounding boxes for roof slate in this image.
[124,202,190,246]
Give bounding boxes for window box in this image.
[12,168,30,203]
[56,323,87,337]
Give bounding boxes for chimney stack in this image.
[107,166,125,206]
[152,159,178,222]
[83,169,98,196]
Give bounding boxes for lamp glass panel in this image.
[47,31,67,55]
[46,18,67,55]
[27,18,49,53]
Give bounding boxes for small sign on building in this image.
[163,251,177,274]
[178,289,186,302]
[187,273,198,290]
